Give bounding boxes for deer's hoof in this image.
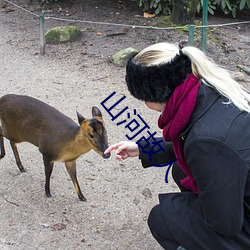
[46,193,52,198]
[79,196,87,202]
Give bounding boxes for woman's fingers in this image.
[115,143,127,155]
[104,141,138,160]
[104,141,127,155]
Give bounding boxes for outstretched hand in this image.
[104,141,139,160]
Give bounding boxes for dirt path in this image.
[0,3,178,250]
[0,1,249,249]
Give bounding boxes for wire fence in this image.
[3,0,250,55]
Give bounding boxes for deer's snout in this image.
[102,152,111,159]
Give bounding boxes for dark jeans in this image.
[148,162,188,250]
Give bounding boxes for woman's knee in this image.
[148,204,161,233]
[148,204,172,239]
[148,205,179,249]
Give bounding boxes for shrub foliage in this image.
[135,0,250,17]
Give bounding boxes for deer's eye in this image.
[89,133,94,139]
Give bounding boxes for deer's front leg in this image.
[65,160,86,202]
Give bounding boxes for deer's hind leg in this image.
[10,141,26,172]
[43,155,54,198]
[65,161,86,202]
[0,126,5,159]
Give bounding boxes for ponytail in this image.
[182,46,250,112]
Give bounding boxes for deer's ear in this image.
[76,111,85,125]
[92,106,102,118]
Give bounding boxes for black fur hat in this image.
[125,52,192,103]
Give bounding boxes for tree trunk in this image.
[171,0,198,25]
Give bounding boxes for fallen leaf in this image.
[143,12,155,18]
[142,187,152,198]
[51,223,67,231]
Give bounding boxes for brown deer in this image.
[0,94,110,201]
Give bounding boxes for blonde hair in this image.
[134,42,250,113]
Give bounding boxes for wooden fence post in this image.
[39,11,45,55]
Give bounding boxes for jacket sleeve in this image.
[138,137,176,168]
[185,136,248,237]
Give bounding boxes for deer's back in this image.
[0,94,79,147]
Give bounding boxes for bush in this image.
[135,0,250,18]
[212,0,250,17]
[134,0,172,15]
